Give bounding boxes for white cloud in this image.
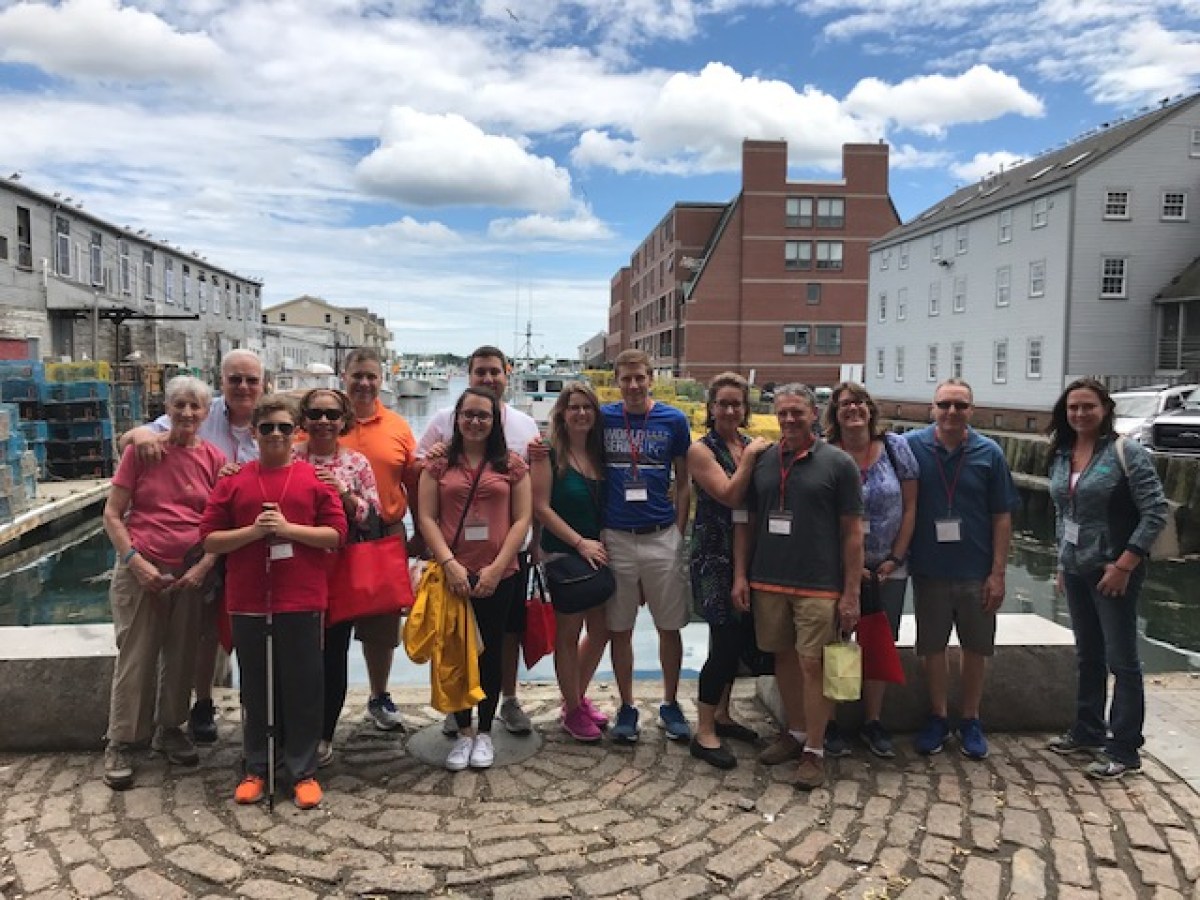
[362,217,461,246]
[0,0,223,81]
[844,66,1044,136]
[889,144,956,170]
[950,150,1025,182]
[355,108,574,212]
[1088,19,1200,104]
[487,211,614,242]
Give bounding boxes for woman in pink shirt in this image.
[418,386,532,771]
[101,375,226,790]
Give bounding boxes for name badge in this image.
[767,511,792,536]
[935,518,962,543]
[269,542,294,561]
[1063,519,1080,545]
[625,480,649,502]
[861,517,872,536]
[464,520,489,542]
[731,508,749,524]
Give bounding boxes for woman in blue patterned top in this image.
[824,381,919,759]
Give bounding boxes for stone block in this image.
[756,613,1076,732]
[0,624,114,751]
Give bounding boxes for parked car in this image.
[1111,384,1197,444]
[1147,397,1200,454]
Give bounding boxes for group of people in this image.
[99,343,1168,807]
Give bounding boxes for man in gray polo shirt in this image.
[733,384,863,789]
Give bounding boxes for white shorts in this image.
[602,525,690,633]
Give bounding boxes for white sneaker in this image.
[445,735,474,772]
[469,733,495,769]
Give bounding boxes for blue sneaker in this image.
[958,718,989,760]
[611,704,640,744]
[915,714,950,755]
[824,721,850,758]
[659,702,691,741]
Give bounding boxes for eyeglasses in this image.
[458,411,493,423]
[935,400,971,411]
[838,398,867,409]
[304,408,342,422]
[226,375,261,386]
[257,422,295,436]
[715,400,744,410]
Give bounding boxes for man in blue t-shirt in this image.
[905,378,1019,761]
[599,350,692,744]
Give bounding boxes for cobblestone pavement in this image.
[2,680,1199,899]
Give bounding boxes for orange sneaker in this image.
[234,774,265,805]
[293,777,322,810]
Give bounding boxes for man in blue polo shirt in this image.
[600,349,692,744]
[906,378,1019,760]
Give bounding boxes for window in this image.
[1032,197,1049,228]
[998,209,1012,243]
[1027,337,1043,378]
[880,249,891,270]
[324,313,332,323]
[814,325,842,355]
[1104,191,1130,219]
[897,287,908,320]
[875,348,885,379]
[55,217,70,276]
[1029,260,1045,297]
[927,345,938,381]
[1162,191,1187,221]
[344,315,351,325]
[931,232,943,261]
[993,340,1008,383]
[929,282,941,316]
[182,264,191,309]
[953,276,967,313]
[164,258,174,303]
[279,312,287,322]
[198,274,207,313]
[1100,258,1128,298]
[142,250,153,299]
[1192,128,1200,158]
[951,342,964,379]
[213,280,221,316]
[89,231,103,286]
[119,240,131,295]
[878,291,887,322]
[783,325,810,355]
[816,198,845,228]
[996,266,1011,307]
[956,224,969,254]
[16,207,31,269]
[784,241,811,270]
[786,197,812,227]
[806,283,821,305]
[815,241,843,270]
[899,243,909,269]
[895,346,905,381]
[0,234,6,261]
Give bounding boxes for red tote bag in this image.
[521,566,556,667]
[327,533,415,625]
[857,611,906,685]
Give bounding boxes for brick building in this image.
[608,141,899,387]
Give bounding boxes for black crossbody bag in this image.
[543,472,615,614]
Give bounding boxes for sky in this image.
[1,0,1197,359]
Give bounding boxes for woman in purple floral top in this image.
[824,381,919,759]
[294,388,382,767]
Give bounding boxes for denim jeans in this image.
[1062,568,1146,766]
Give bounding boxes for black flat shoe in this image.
[690,737,737,770]
[715,721,759,744]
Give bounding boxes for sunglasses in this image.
[226,375,261,386]
[257,422,295,436]
[935,400,971,411]
[304,408,343,422]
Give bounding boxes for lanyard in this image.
[257,462,296,508]
[621,401,654,479]
[777,440,811,510]
[932,436,967,514]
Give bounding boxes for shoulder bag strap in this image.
[881,432,901,477]
[449,463,486,552]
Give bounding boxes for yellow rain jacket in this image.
[402,561,485,713]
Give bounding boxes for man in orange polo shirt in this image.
[339,347,419,731]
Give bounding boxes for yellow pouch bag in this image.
[823,640,862,702]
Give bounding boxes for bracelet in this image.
[122,547,139,565]
[574,536,585,550]
[1114,563,1134,573]
[440,555,456,567]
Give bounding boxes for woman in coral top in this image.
[417,386,532,772]
[200,395,347,809]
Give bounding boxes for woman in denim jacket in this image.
[1046,377,1167,779]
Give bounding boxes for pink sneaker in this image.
[579,696,609,729]
[562,705,603,742]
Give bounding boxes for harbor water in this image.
[2,380,1198,681]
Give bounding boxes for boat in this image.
[273,362,340,395]
[393,365,431,398]
[417,362,449,391]
[510,365,582,433]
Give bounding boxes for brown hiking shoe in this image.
[792,751,825,790]
[758,732,803,766]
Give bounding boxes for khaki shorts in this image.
[602,526,690,632]
[752,589,837,660]
[354,611,402,648]
[912,577,996,656]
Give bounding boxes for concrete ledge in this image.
[0,624,115,751]
[756,613,1077,733]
